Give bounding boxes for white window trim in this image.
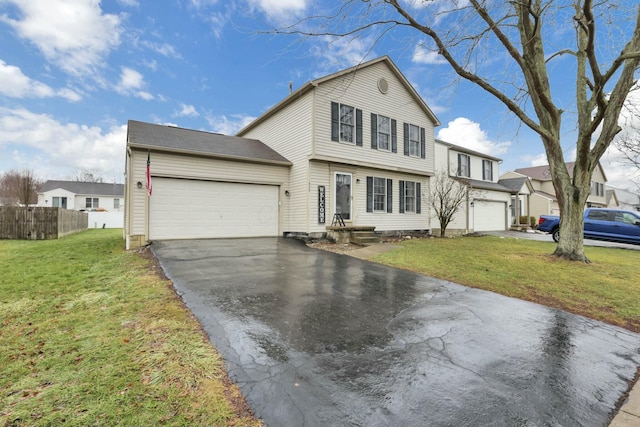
[408,124,420,158]
[373,177,387,212]
[376,114,391,152]
[405,181,416,213]
[339,104,355,144]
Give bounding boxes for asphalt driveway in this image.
[152,238,640,427]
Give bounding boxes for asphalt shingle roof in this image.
[127,120,291,165]
[41,180,124,196]
[497,177,528,193]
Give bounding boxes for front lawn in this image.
[373,236,640,333]
[0,230,261,427]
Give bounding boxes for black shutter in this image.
[457,153,462,176]
[366,176,373,213]
[416,182,421,214]
[403,123,409,156]
[356,109,363,146]
[371,113,378,149]
[331,102,339,142]
[420,127,426,159]
[386,178,393,213]
[399,180,405,213]
[391,119,397,153]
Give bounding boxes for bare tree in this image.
[429,171,470,238]
[0,169,43,206]
[69,169,104,183]
[275,1,640,262]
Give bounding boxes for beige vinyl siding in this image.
[127,148,289,237]
[309,160,430,233]
[314,61,435,175]
[239,91,314,233]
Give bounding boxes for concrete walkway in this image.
[349,239,640,427]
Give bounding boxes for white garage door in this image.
[473,200,507,232]
[149,178,279,240]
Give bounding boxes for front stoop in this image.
[326,226,379,246]
[350,230,380,246]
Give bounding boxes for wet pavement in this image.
[152,238,640,427]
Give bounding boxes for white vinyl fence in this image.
[87,211,124,229]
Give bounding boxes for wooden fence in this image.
[0,207,88,240]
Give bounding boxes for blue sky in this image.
[0,0,637,189]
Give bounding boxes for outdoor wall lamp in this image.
[285,190,290,196]
[356,178,361,183]
[136,181,143,189]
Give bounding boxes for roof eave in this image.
[128,143,292,167]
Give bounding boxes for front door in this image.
[335,172,352,221]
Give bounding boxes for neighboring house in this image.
[432,139,514,234]
[38,180,125,212]
[501,162,608,220]
[38,180,125,229]
[607,185,640,211]
[125,56,439,248]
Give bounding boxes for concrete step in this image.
[350,231,380,245]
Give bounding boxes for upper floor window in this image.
[366,176,393,213]
[403,123,425,159]
[371,114,397,152]
[482,159,493,181]
[591,181,604,197]
[86,197,99,209]
[458,154,470,177]
[331,102,362,146]
[399,180,422,214]
[114,198,120,209]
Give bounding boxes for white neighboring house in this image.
[432,139,515,235]
[37,180,125,228]
[606,185,640,211]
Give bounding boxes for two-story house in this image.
[124,56,439,248]
[500,162,608,220]
[237,55,438,238]
[432,139,518,235]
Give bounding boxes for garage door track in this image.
[152,238,640,427]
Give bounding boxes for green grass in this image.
[0,230,261,427]
[373,236,640,332]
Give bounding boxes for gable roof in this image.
[515,161,608,182]
[497,177,528,193]
[40,180,124,196]
[127,120,291,166]
[237,56,440,136]
[436,139,502,162]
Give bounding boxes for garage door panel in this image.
[474,200,507,232]
[150,178,279,239]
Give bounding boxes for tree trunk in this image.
[552,180,591,263]
[440,227,446,238]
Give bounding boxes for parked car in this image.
[537,208,640,244]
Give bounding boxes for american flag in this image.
[146,151,152,196]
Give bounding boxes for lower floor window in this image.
[400,180,421,214]
[405,181,416,212]
[86,197,99,209]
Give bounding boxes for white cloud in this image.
[117,0,139,6]
[174,104,199,117]
[412,44,447,65]
[246,0,307,22]
[0,59,81,101]
[205,113,256,135]
[115,67,153,100]
[140,41,181,58]
[308,35,377,77]
[0,108,126,179]
[0,0,122,77]
[437,117,510,156]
